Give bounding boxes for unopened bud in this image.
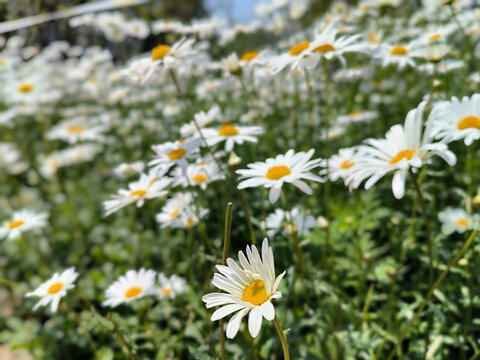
[316,216,329,229]
[228,152,242,167]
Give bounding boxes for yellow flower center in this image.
[390,46,408,55]
[389,149,415,164]
[130,189,147,197]
[349,110,363,117]
[367,32,380,45]
[266,165,292,180]
[241,51,258,61]
[161,288,173,296]
[428,33,442,41]
[8,220,24,229]
[0,58,6,67]
[242,280,269,306]
[457,116,480,130]
[218,124,239,136]
[18,82,34,93]
[151,45,171,61]
[289,41,310,56]
[47,282,64,294]
[168,148,187,160]
[170,209,179,218]
[340,159,355,169]
[68,125,85,134]
[125,286,142,298]
[456,218,469,227]
[193,173,208,183]
[313,43,335,54]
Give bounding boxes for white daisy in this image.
[237,149,324,204]
[25,268,79,313]
[429,93,480,146]
[337,110,378,125]
[155,192,194,229]
[103,268,157,308]
[104,173,170,217]
[201,124,263,152]
[374,42,421,69]
[261,207,316,238]
[113,161,145,179]
[46,117,107,144]
[438,208,479,235]
[0,209,48,241]
[171,160,225,190]
[156,273,188,299]
[202,239,285,339]
[345,99,457,199]
[320,146,360,182]
[149,138,201,173]
[180,105,221,138]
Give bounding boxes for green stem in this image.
[108,313,140,360]
[409,169,434,357]
[386,228,478,360]
[281,189,304,275]
[273,316,290,360]
[219,202,233,360]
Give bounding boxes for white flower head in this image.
[0,209,48,241]
[202,238,285,339]
[438,208,479,235]
[156,273,188,299]
[26,268,79,313]
[103,268,157,308]
[104,173,170,217]
[202,124,263,152]
[346,99,457,199]
[149,138,202,173]
[237,149,324,204]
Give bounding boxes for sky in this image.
[205,0,269,23]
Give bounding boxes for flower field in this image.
[1,0,480,359]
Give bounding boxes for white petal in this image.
[226,308,249,339]
[211,304,245,321]
[260,301,275,321]
[392,170,407,199]
[248,306,263,338]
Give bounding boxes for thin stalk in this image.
[273,316,290,360]
[322,59,332,281]
[386,228,478,360]
[409,169,433,358]
[108,313,140,360]
[219,202,233,360]
[281,189,304,275]
[470,349,480,360]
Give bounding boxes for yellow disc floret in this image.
[242,280,269,306]
[151,45,171,61]
[266,165,292,180]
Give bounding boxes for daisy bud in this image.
[458,258,469,266]
[316,216,329,229]
[386,266,397,279]
[228,151,242,167]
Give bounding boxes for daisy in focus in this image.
[345,99,456,199]
[237,149,324,203]
[156,273,188,299]
[429,93,480,146]
[201,124,263,152]
[438,208,479,235]
[103,268,157,307]
[104,173,170,216]
[26,267,79,313]
[202,239,285,339]
[0,209,48,241]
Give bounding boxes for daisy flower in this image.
[103,268,157,308]
[123,37,196,85]
[429,94,480,146]
[155,192,194,228]
[270,20,363,74]
[438,208,479,235]
[201,124,263,152]
[171,161,225,190]
[104,173,170,216]
[156,273,188,299]
[262,207,316,238]
[337,110,378,125]
[46,117,107,144]
[149,138,201,173]
[202,239,285,339]
[0,209,48,241]
[320,147,359,182]
[345,99,457,199]
[25,268,79,313]
[374,41,421,69]
[237,149,324,204]
[113,161,145,179]
[180,105,221,138]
